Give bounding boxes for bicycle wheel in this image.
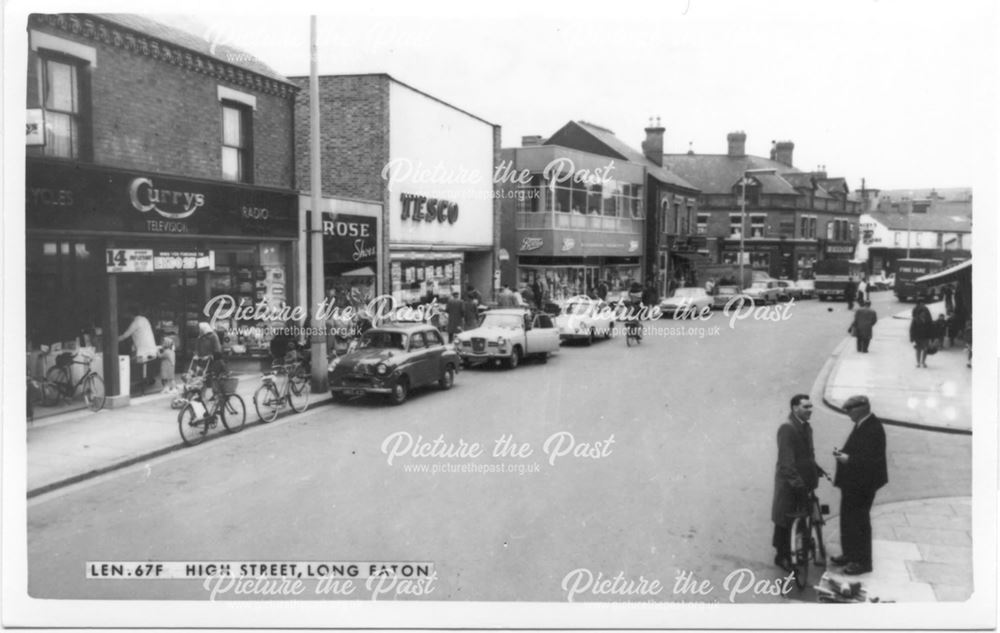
[44,366,71,402]
[288,374,311,413]
[221,394,247,433]
[253,382,281,422]
[37,379,61,407]
[82,373,106,411]
[177,403,209,446]
[789,516,810,589]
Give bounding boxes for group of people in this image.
[772,393,888,577]
[444,286,486,343]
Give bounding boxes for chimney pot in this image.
[521,135,544,147]
[727,131,747,158]
[774,141,795,167]
[642,120,666,166]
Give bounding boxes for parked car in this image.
[742,280,782,305]
[773,280,802,302]
[793,279,815,299]
[659,287,713,318]
[454,308,559,369]
[712,285,742,310]
[554,299,614,344]
[327,323,460,406]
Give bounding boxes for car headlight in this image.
[497,336,507,345]
[376,363,390,376]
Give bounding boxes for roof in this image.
[867,211,972,233]
[95,14,292,84]
[546,121,699,191]
[661,153,804,195]
[878,187,973,203]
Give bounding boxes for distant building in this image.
[663,132,861,280]
[855,187,972,274]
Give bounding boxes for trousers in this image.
[839,487,877,566]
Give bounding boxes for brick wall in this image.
[26,22,296,188]
[290,74,389,201]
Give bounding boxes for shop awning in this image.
[915,259,971,285]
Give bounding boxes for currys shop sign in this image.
[26,159,297,238]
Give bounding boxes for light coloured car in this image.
[454,308,560,369]
[793,279,815,299]
[773,280,801,302]
[555,299,614,344]
[712,285,742,310]
[658,287,713,318]
[742,280,782,305]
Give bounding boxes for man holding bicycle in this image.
[771,394,821,572]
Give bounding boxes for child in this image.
[159,337,177,393]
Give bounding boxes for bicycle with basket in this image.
[38,347,106,412]
[175,357,246,446]
[253,348,311,422]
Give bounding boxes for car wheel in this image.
[439,366,455,390]
[388,376,409,405]
[506,347,521,370]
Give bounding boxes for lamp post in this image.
[739,168,777,288]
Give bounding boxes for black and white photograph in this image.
[2,0,997,628]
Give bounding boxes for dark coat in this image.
[909,309,935,343]
[834,414,888,492]
[445,297,464,334]
[771,414,819,526]
[851,306,878,339]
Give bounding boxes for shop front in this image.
[26,158,298,400]
[516,230,642,302]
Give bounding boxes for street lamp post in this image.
[739,168,777,288]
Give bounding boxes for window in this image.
[425,330,444,346]
[40,54,86,159]
[659,199,669,234]
[729,214,743,237]
[809,218,817,238]
[894,232,902,246]
[410,332,426,350]
[750,214,766,238]
[221,101,252,182]
[800,216,809,238]
[936,233,943,248]
[696,214,709,235]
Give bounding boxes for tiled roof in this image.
[95,14,291,83]
[868,211,972,232]
[877,187,973,202]
[661,153,802,195]
[560,121,699,191]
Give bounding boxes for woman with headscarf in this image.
[195,322,226,378]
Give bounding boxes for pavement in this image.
[23,297,974,603]
[26,371,332,497]
[817,298,973,603]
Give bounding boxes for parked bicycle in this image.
[42,350,106,411]
[176,365,246,446]
[788,470,832,589]
[253,354,310,422]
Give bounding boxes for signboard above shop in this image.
[27,159,298,238]
[106,248,215,273]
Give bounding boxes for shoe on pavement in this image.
[843,562,872,575]
[829,554,850,566]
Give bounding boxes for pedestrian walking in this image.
[158,337,177,393]
[832,395,888,575]
[531,279,543,309]
[463,292,479,331]
[497,285,516,307]
[856,278,868,305]
[521,283,536,308]
[849,301,878,353]
[771,394,820,572]
[909,301,934,368]
[844,279,856,310]
[596,281,609,301]
[445,291,464,343]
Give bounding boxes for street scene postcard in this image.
[2,0,998,629]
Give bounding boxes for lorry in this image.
[453,308,560,369]
[813,259,863,301]
[894,258,943,302]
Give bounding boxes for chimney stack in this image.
[641,116,665,166]
[727,131,747,157]
[774,141,795,167]
[521,135,544,147]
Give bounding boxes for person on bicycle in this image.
[771,394,820,572]
[194,322,226,393]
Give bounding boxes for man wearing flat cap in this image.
[832,395,888,575]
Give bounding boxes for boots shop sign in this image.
[26,159,297,238]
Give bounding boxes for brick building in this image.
[663,132,861,280]
[25,13,300,402]
[498,120,700,302]
[290,74,500,305]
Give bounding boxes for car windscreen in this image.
[359,331,407,350]
[674,289,703,297]
[480,314,524,329]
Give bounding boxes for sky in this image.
[138,0,999,194]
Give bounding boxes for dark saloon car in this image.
[327,323,460,405]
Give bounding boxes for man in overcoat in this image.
[771,394,820,571]
[851,301,878,352]
[833,395,888,575]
